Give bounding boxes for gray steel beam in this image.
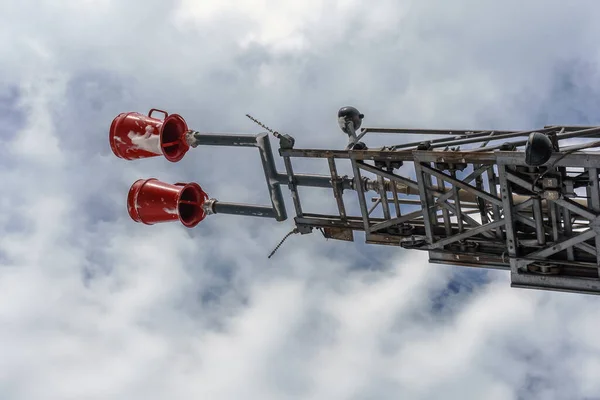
[450,170,465,252]
[564,178,575,261]
[498,164,519,273]
[532,198,546,245]
[362,127,517,135]
[369,210,423,233]
[419,164,504,207]
[589,167,600,276]
[282,156,303,217]
[437,177,452,236]
[389,169,402,218]
[378,174,391,220]
[552,198,597,221]
[414,161,434,243]
[438,201,493,233]
[327,157,347,220]
[516,229,596,269]
[274,173,353,190]
[428,219,506,250]
[511,273,600,295]
[256,133,287,221]
[350,156,371,232]
[487,166,503,239]
[427,128,556,149]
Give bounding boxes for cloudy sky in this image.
[2,0,600,399]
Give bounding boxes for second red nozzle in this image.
[127,178,209,228]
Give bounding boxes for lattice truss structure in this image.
[279,125,600,295]
[108,107,600,295]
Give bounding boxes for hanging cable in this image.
[267,228,299,259]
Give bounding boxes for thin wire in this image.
[268,228,299,259]
[246,114,281,139]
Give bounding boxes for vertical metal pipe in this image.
[438,176,452,236]
[475,164,488,225]
[564,180,575,261]
[351,158,371,233]
[186,131,287,222]
[549,200,559,242]
[498,164,519,273]
[487,166,503,239]
[283,156,303,217]
[255,133,287,221]
[415,161,434,243]
[451,170,465,251]
[389,168,402,218]
[451,171,464,234]
[424,165,438,231]
[588,167,600,276]
[378,175,391,220]
[532,198,545,245]
[327,157,347,220]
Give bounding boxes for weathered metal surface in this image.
[191,121,600,295]
[361,127,519,135]
[188,131,287,221]
[212,202,277,218]
[322,227,354,242]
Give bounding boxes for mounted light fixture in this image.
[337,106,367,149]
[337,106,364,134]
[525,132,553,166]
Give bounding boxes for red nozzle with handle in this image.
[109,109,190,162]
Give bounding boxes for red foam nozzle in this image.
[127,178,208,227]
[109,109,190,162]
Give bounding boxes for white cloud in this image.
[2,0,600,399]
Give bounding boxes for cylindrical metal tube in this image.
[212,202,277,218]
[256,133,287,221]
[184,131,287,221]
[186,132,259,147]
[275,173,354,190]
[428,128,556,149]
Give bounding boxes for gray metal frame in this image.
[188,124,600,295]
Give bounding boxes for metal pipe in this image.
[371,197,480,207]
[532,197,545,245]
[328,158,348,219]
[391,131,501,150]
[186,131,287,221]
[274,173,354,190]
[423,125,599,151]
[187,132,259,147]
[212,202,276,218]
[256,133,287,221]
[493,126,600,149]
[428,128,556,149]
[362,127,518,135]
[351,157,371,232]
[282,156,303,217]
